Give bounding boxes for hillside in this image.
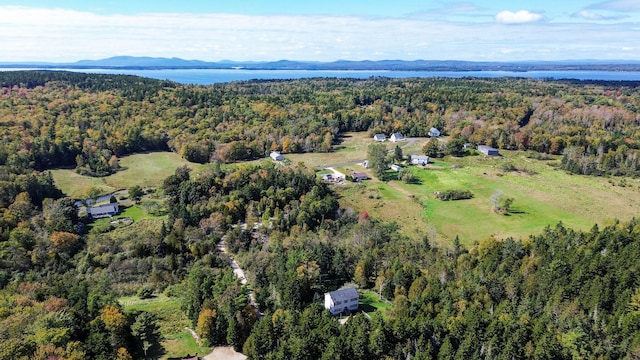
[0,72,639,359]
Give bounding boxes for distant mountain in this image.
[2,56,640,71]
[73,56,211,67]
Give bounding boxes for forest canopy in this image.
[1,72,640,359]
[1,71,639,176]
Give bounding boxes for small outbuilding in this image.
[373,134,386,142]
[270,151,284,161]
[324,287,359,315]
[390,133,405,142]
[411,155,430,165]
[87,203,119,218]
[477,145,499,156]
[428,127,441,137]
[350,171,368,181]
[390,164,402,172]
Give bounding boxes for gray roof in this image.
[328,287,358,302]
[87,203,119,217]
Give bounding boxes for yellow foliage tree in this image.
[115,347,133,360]
[100,305,127,332]
[196,308,217,345]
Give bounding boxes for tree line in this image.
[1,71,639,176]
[1,72,640,358]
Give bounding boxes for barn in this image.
[477,145,499,156]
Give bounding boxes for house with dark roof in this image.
[167,355,199,360]
[477,145,499,156]
[324,287,359,315]
[350,171,368,181]
[87,203,119,218]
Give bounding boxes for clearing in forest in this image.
[311,133,640,245]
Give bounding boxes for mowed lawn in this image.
[286,131,402,168]
[310,133,640,245]
[359,290,392,317]
[50,152,205,198]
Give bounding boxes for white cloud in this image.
[495,10,544,24]
[571,9,626,20]
[572,10,605,20]
[0,6,639,62]
[441,2,482,12]
[589,0,640,12]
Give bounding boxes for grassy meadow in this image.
[50,134,640,246]
[312,133,640,245]
[50,151,205,198]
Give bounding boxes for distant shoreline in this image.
[4,68,640,84]
[2,57,640,72]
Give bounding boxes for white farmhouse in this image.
[270,151,284,161]
[324,287,359,315]
[390,133,405,142]
[411,155,430,165]
[428,127,441,137]
[373,134,386,142]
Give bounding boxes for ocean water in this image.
[5,68,640,84]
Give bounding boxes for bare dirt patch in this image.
[202,346,247,360]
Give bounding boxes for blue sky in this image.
[1,0,639,62]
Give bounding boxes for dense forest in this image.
[1,71,640,175]
[0,72,639,359]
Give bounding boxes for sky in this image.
[1,0,639,62]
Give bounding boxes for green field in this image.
[119,294,211,359]
[50,152,205,198]
[317,134,640,245]
[51,136,640,246]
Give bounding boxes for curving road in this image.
[216,240,258,309]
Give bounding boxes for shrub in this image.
[137,286,154,299]
[436,190,474,201]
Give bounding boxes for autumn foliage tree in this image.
[196,308,217,346]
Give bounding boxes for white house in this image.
[87,203,119,218]
[390,164,402,172]
[411,155,430,165]
[373,134,386,142]
[428,127,441,137]
[270,151,284,161]
[324,287,359,315]
[390,133,405,142]
[477,145,499,156]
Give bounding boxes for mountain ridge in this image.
[2,56,640,71]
